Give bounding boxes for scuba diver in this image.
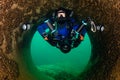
[37,7,98,53]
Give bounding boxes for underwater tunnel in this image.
[1,0,120,80]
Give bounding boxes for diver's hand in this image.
[42,32,48,40]
[44,36,48,40]
[80,35,84,40]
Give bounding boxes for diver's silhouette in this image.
[37,7,100,53]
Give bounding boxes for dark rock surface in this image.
[0,0,120,80]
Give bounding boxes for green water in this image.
[31,31,91,78]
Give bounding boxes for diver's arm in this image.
[79,27,86,40]
[76,18,96,40]
[71,19,87,41]
[37,22,49,40]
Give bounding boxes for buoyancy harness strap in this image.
[45,20,54,31]
[77,20,87,33]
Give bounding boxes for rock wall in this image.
[0,0,120,80]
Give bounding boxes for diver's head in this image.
[56,8,67,24]
[57,10,66,18]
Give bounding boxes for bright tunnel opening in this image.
[30,31,91,79]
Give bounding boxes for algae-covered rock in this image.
[37,65,75,80]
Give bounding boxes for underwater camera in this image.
[60,43,71,53]
[57,40,72,53]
